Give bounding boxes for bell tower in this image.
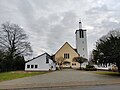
[75,20,88,59]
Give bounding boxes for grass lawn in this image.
[95,71,120,76]
[0,71,48,82]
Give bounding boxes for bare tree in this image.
[73,57,87,69]
[0,22,32,59]
[56,57,65,70]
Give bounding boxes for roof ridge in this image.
[54,42,79,55]
[26,52,48,62]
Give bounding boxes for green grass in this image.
[0,71,48,82]
[95,71,120,76]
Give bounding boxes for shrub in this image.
[84,68,97,71]
[86,65,94,68]
[84,65,97,71]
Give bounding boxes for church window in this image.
[46,55,49,63]
[79,31,81,38]
[64,53,69,59]
[72,63,76,66]
[46,58,49,63]
[79,30,84,38]
[81,31,84,38]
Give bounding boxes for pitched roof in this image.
[54,42,79,56]
[26,52,50,63]
[74,49,77,52]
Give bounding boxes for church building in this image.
[54,21,88,69]
[25,21,88,71]
[54,42,80,68]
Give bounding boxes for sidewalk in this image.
[0,70,120,89]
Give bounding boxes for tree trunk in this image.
[80,63,81,70]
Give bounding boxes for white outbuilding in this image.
[25,53,56,71]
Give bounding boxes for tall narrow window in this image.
[46,55,49,63]
[79,30,84,38]
[64,54,66,58]
[79,31,81,38]
[68,54,69,58]
[81,31,84,38]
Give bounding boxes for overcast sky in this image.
[0,0,120,58]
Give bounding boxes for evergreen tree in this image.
[93,30,120,73]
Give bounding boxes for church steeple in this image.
[75,20,88,59]
[79,19,82,30]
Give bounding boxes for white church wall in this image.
[49,58,56,70]
[25,53,56,71]
[76,30,88,59]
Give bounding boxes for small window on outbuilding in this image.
[27,65,30,68]
[46,56,49,63]
[35,65,38,68]
[31,65,34,68]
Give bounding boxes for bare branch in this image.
[0,22,32,58]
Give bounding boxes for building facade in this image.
[54,42,80,69]
[25,53,56,71]
[25,21,88,70]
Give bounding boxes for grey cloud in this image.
[101,20,120,30]
[46,11,77,53]
[1,0,120,57]
[84,1,120,52]
[86,4,109,14]
[16,0,36,24]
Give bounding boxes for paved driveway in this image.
[22,84,120,90]
[0,69,120,89]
